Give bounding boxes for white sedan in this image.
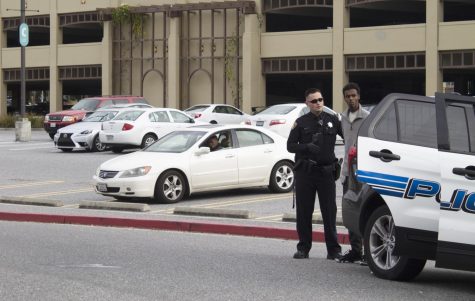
[99,108,203,153]
[54,104,153,152]
[184,104,250,124]
[245,103,343,143]
[93,125,295,203]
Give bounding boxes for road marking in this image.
[9,146,55,151]
[196,194,291,209]
[254,214,283,221]
[192,193,292,209]
[19,188,93,198]
[62,203,80,208]
[0,180,64,190]
[0,142,51,146]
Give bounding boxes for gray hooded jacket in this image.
[341,105,370,178]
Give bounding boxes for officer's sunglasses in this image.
[308,98,324,104]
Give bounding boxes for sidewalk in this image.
[0,201,350,244]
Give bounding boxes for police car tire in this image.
[269,161,294,193]
[154,170,187,204]
[364,206,426,281]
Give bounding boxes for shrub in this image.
[0,114,44,128]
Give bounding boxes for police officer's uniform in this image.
[287,110,343,258]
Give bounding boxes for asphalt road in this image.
[0,129,345,223]
[0,221,473,301]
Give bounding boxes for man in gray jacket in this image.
[337,82,370,264]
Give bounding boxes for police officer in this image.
[287,88,343,260]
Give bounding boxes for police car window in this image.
[396,100,437,148]
[374,103,398,142]
[446,105,470,153]
[235,130,264,147]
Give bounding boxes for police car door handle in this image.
[369,150,400,162]
[452,166,475,180]
[264,149,272,153]
[225,154,235,158]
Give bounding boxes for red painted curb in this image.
[0,211,350,244]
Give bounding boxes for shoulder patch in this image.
[292,121,297,129]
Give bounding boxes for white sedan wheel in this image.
[269,161,294,193]
[155,170,186,204]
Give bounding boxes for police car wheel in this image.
[269,161,294,193]
[364,206,426,281]
[154,170,187,204]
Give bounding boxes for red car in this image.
[44,95,149,139]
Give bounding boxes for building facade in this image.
[1,0,474,117]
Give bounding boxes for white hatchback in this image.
[99,108,202,153]
[93,124,295,203]
[185,104,250,124]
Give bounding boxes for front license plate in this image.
[106,135,113,141]
[50,123,56,128]
[96,183,107,192]
[256,121,264,126]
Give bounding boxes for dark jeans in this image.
[295,167,341,256]
[343,178,363,255]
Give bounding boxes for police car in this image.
[343,92,475,281]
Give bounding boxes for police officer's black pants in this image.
[295,168,341,255]
[342,179,363,255]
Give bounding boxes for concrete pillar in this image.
[332,0,349,113]
[426,0,443,96]
[49,0,62,113]
[0,2,6,118]
[242,14,263,115]
[167,16,180,109]
[102,21,113,96]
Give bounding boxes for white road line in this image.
[193,193,292,208]
[20,188,93,198]
[0,142,51,147]
[0,180,64,190]
[9,146,55,151]
[254,214,283,220]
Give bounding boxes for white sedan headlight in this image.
[80,130,93,135]
[120,166,152,178]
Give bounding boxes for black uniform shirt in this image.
[287,111,343,166]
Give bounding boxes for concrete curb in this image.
[0,211,350,244]
[0,196,63,207]
[79,201,150,212]
[282,212,344,226]
[174,206,252,219]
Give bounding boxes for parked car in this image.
[343,93,475,281]
[99,107,203,153]
[53,106,142,152]
[184,104,250,124]
[93,124,295,203]
[44,95,149,139]
[244,103,343,143]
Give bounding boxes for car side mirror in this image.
[194,147,210,156]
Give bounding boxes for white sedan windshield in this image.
[145,131,206,153]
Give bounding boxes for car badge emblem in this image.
[62,133,68,138]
